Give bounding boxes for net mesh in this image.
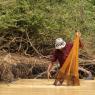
[56,33,80,86]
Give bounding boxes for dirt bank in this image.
[0,51,95,82]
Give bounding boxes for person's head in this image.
[55,38,66,50]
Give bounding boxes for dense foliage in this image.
[0,0,95,55]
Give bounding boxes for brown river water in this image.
[0,79,95,95]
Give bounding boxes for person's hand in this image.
[76,32,81,37]
[47,71,52,80]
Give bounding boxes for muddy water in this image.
[0,79,95,95]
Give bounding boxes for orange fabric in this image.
[56,33,80,86]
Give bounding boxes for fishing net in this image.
[56,33,80,86]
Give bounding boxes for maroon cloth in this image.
[50,40,83,68]
[50,42,73,67]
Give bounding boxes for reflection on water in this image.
[0,79,95,95]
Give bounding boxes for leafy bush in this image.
[0,0,95,55]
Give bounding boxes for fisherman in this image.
[47,32,93,86]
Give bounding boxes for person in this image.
[47,32,93,86]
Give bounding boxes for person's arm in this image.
[47,62,54,79]
[47,49,57,79]
[76,32,84,48]
[79,38,84,48]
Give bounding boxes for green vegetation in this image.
[0,0,95,55]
